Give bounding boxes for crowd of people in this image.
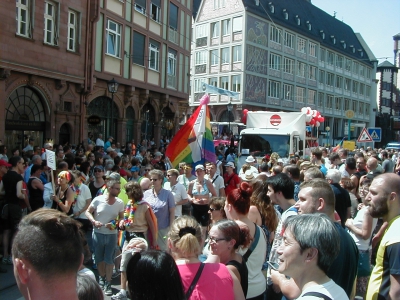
[0,136,399,300]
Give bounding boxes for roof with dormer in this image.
[242,0,373,66]
[377,60,397,71]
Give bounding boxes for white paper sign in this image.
[46,149,56,170]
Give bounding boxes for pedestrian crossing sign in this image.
[367,127,382,142]
[357,128,373,143]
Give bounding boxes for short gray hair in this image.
[149,169,164,180]
[106,179,120,188]
[283,213,340,274]
[326,169,341,183]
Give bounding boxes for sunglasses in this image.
[150,178,159,182]
[145,169,151,171]
[94,169,103,173]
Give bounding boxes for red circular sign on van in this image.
[270,114,281,126]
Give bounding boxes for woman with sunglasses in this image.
[209,219,251,297]
[168,216,245,300]
[51,171,74,216]
[187,165,217,238]
[143,169,175,251]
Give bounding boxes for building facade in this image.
[0,0,192,152]
[191,0,378,146]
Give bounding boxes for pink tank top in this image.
[177,263,234,300]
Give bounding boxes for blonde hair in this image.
[168,216,202,257]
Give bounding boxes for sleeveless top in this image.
[226,259,248,297]
[27,177,44,211]
[52,186,74,215]
[191,179,209,196]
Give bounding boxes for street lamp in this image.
[227,101,233,136]
[325,126,330,148]
[107,78,119,138]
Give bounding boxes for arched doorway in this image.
[161,106,175,138]
[4,86,47,153]
[140,104,155,143]
[59,123,71,146]
[87,96,119,139]
[126,106,135,143]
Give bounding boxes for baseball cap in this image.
[0,160,11,168]
[225,162,235,168]
[93,165,104,171]
[195,164,205,171]
[130,166,140,172]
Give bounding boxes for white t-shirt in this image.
[72,183,92,219]
[164,182,188,217]
[90,195,124,235]
[205,174,225,197]
[238,165,259,176]
[299,279,349,300]
[95,138,104,147]
[347,206,378,251]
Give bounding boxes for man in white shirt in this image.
[239,155,259,176]
[205,161,225,197]
[96,134,105,147]
[164,168,188,217]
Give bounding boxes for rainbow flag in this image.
[332,137,345,152]
[166,94,216,168]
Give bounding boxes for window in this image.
[135,0,146,14]
[232,17,242,33]
[359,65,365,77]
[269,53,281,70]
[335,97,342,110]
[196,24,207,38]
[326,72,334,87]
[233,45,242,62]
[359,102,364,115]
[344,98,350,110]
[309,42,317,57]
[211,49,219,66]
[297,37,306,53]
[309,66,316,81]
[106,20,121,57]
[366,86,371,98]
[352,81,358,94]
[195,50,207,65]
[167,49,177,76]
[149,40,160,70]
[169,3,178,30]
[67,10,78,51]
[344,78,351,91]
[232,75,241,92]
[222,19,230,36]
[211,22,219,38]
[359,83,365,96]
[270,26,281,44]
[16,0,31,37]
[44,1,58,45]
[220,76,229,90]
[132,31,145,65]
[268,80,280,98]
[194,79,207,92]
[336,55,343,69]
[318,92,324,107]
[345,58,352,71]
[221,47,230,64]
[296,87,305,103]
[336,75,342,89]
[319,70,325,84]
[352,61,359,74]
[283,84,293,100]
[308,90,316,104]
[366,68,371,78]
[352,100,357,112]
[210,77,218,87]
[283,57,294,74]
[365,104,369,115]
[320,48,325,62]
[214,0,226,9]
[151,0,161,22]
[327,51,334,65]
[297,62,306,78]
[326,95,333,108]
[284,32,294,48]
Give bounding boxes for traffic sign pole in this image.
[348,119,351,142]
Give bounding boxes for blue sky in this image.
[312,0,400,64]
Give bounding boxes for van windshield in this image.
[240,134,290,157]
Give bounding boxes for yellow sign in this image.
[343,141,356,151]
[345,110,355,119]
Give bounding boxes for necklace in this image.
[70,183,81,207]
[124,200,139,227]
